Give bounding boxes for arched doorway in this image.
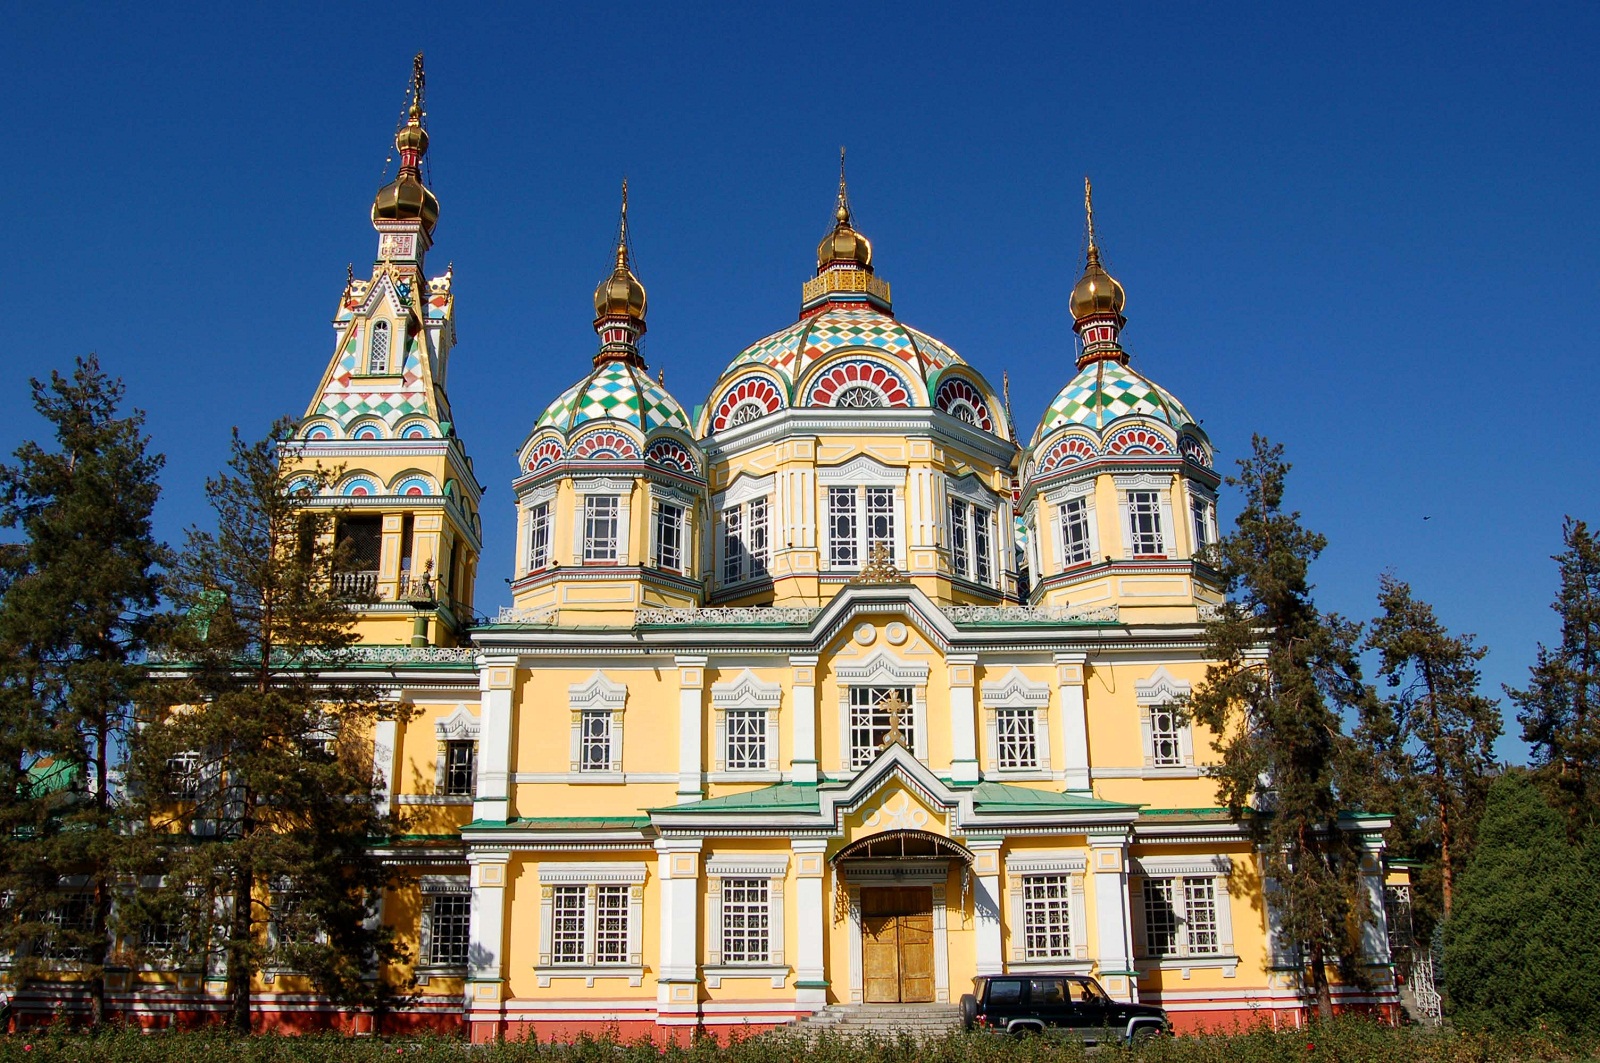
[832,830,974,1004]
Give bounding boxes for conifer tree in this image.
[1359,575,1500,929]
[124,418,408,1032]
[1186,436,1374,1021]
[0,356,166,1024]
[1507,518,1600,829]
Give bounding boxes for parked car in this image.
[960,973,1171,1044]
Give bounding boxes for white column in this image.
[1360,846,1391,965]
[466,849,510,1037]
[474,657,518,822]
[371,719,397,819]
[675,656,707,802]
[655,838,703,1027]
[792,839,829,1008]
[970,838,1004,975]
[1089,832,1136,1001]
[948,654,980,784]
[1055,653,1091,793]
[790,655,819,784]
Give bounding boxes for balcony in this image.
[331,570,379,600]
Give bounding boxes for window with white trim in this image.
[536,864,646,980]
[828,486,895,570]
[426,894,471,967]
[167,751,200,799]
[443,740,476,796]
[1141,877,1222,958]
[579,711,612,773]
[1149,703,1183,768]
[719,878,770,964]
[37,893,93,961]
[550,886,586,964]
[583,496,620,563]
[568,672,626,777]
[526,502,551,571]
[720,497,769,585]
[724,710,768,771]
[995,707,1039,770]
[594,885,630,964]
[1190,490,1217,559]
[1059,497,1093,567]
[367,320,391,374]
[1022,874,1074,961]
[1127,490,1165,556]
[848,686,915,769]
[949,499,969,576]
[947,499,997,586]
[1136,667,1194,773]
[653,501,685,572]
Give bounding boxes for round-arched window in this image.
[835,386,885,409]
[368,320,391,374]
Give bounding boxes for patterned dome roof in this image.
[535,362,692,436]
[721,305,965,399]
[1032,358,1196,445]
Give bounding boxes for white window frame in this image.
[520,483,557,576]
[704,856,789,987]
[427,706,480,803]
[1188,483,1218,560]
[568,672,626,780]
[583,495,620,564]
[1136,667,1195,774]
[570,477,632,566]
[1131,855,1236,971]
[1043,480,1100,573]
[834,651,929,770]
[945,475,1004,588]
[652,497,687,574]
[818,457,906,572]
[527,501,552,572]
[536,863,647,987]
[713,475,773,588]
[1006,853,1089,968]
[1114,473,1175,560]
[980,667,1052,779]
[710,669,781,780]
[367,319,391,375]
[417,875,471,972]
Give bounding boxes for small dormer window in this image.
[368,320,391,374]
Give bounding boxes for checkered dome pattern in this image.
[308,329,432,434]
[721,306,968,405]
[1032,359,1196,444]
[533,362,691,435]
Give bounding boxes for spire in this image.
[592,178,648,368]
[372,53,440,247]
[1069,176,1128,368]
[835,146,851,227]
[805,148,890,312]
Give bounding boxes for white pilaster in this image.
[466,849,510,1027]
[1360,846,1391,965]
[655,838,703,1025]
[790,655,819,784]
[948,654,980,784]
[970,838,1004,975]
[371,719,397,818]
[1055,653,1091,793]
[675,656,708,802]
[1089,831,1136,1001]
[792,839,829,1008]
[474,657,518,822]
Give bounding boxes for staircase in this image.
[784,1003,965,1038]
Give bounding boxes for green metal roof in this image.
[969,781,1138,811]
[649,783,820,815]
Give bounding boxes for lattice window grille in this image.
[719,878,771,964]
[724,710,768,771]
[550,886,586,964]
[1127,490,1165,555]
[1060,497,1093,566]
[594,885,630,965]
[1022,874,1073,960]
[368,320,391,374]
[828,488,858,568]
[848,686,915,769]
[579,711,612,773]
[583,496,620,563]
[995,706,1039,770]
[427,894,471,967]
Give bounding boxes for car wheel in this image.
[1130,1025,1162,1048]
[1009,1023,1043,1039]
[959,994,977,1030]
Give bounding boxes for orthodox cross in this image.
[879,690,908,750]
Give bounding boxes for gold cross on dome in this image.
[879,690,908,749]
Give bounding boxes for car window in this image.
[1068,978,1104,1003]
[1029,978,1066,1005]
[987,979,1024,1005]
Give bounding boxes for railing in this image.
[634,606,821,626]
[398,573,436,603]
[331,570,379,599]
[941,604,1120,624]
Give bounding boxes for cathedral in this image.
[116,60,1405,1037]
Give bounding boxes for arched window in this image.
[835,385,885,409]
[368,320,391,374]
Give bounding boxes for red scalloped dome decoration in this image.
[712,376,784,431]
[646,438,698,474]
[804,359,911,408]
[1039,435,1098,474]
[571,430,641,461]
[935,378,994,431]
[526,438,564,471]
[1105,426,1171,456]
[1179,434,1211,468]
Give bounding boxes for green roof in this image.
[969,781,1138,811]
[465,816,652,831]
[25,758,80,799]
[650,783,820,815]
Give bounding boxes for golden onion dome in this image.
[371,103,439,233]
[395,104,429,155]
[817,201,874,270]
[1068,246,1125,321]
[594,245,647,321]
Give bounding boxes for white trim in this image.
[433,705,480,741]
[817,455,907,486]
[1132,855,1232,877]
[714,472,775,510]
[569,672,627,776]
[537,863,647,885]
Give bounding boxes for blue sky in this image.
[5,3,1596,759]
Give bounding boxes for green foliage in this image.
[0,1021,1594,1063]
[0,355,168,1020]
[1506,518,1600,830]
[1354,575,1501,937]
[1443,769,1600,1034]
[1185,437,1377,1018]
[122,418,410,1030]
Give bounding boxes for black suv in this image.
[960,973,1170,1044]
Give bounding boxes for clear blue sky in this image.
[6,4,1596,760]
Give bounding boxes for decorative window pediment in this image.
[980,668,1051,709]
[434,705,480,742]
[569,672,627,713]
[710,669,782,710]
[818,454,906,486]
[833,649,930,687]
[1135,667,1191,705]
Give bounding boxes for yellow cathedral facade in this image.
[110,61,1407,1037]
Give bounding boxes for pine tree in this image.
[1360,575,1500,931]
[0,356,167,1024]
[1442,769,1600,1033]
[1507,518,1600,829]
[124,418,408,1031]
[1186,436,1375,1021]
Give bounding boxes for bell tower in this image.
[290,54,483,646]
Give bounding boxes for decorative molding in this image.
[943,604,1120,624]
[569,672,627,713]
[980,668,1052,709]
[496,605,558,625]
[1135,667,1192,705]
[536,863,647,885]
[434,705,480,741]
[1132,855,1233,877]
[710,669,783,710]
[833,648,930,686]
[816,454,906,486]
[635,606,820,626]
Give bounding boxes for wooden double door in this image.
[861,886,935,1003]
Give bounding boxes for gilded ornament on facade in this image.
[850,541,907,584]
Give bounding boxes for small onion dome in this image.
[372,104,440,233]
[1069,246,1125,321]
[817,201,874,270]
[594,243,647,322]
